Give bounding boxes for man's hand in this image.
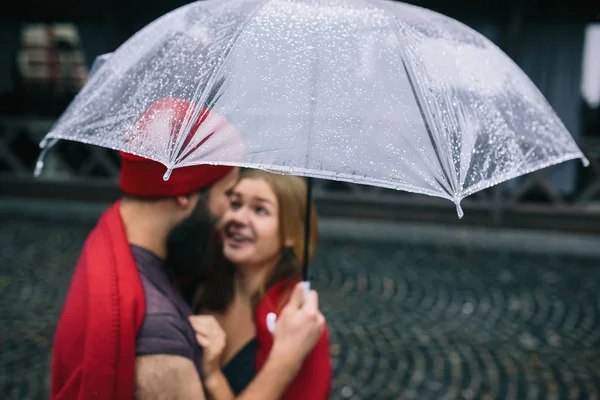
[270,282,325,371]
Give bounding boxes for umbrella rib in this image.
[460,152,585,199]
[400,57,453,197]
[391,17,455,200]
[173,0,274,167]
[46,112,139,141]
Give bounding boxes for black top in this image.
[222,338,258,395]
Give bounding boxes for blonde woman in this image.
[192,170,332,400]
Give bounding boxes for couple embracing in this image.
[50,99,332,400]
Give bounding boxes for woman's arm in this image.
[276,325,332,400]
[250,282,331,400]
[193,283,328,400]
[236,348,300,400]
[239,284,329,400]
[203,370,235,400]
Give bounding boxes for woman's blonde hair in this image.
[194,169,318,313]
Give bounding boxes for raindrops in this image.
[36,0,584,208]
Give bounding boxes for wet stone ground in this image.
[1,215,600,399]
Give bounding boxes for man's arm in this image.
[135,352,295,400]
[135,354,206,400]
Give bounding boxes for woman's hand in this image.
[189,315,227,379]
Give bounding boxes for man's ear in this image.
[175,193,195,210]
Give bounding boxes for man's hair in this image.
[164,190,216,304]
[121,193,172,203]
[121,187,210,203]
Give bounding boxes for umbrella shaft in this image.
[302,177,313,281]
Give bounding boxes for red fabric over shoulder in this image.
[51,201,146,399]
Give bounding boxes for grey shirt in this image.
[132,245,203,373]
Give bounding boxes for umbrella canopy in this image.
[36,0,588,217]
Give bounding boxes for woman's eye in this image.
[256,207,269,216]
[229,200,241,209]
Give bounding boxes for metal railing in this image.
[1,117,599,232]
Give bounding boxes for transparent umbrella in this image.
[37,0,588,220]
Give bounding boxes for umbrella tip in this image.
[455,201,464,219]
[581,156,590,168]
[163,167,173,181]
[34,160,44,177]
[34,138,57,178]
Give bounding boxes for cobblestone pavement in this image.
[1,216,600,399]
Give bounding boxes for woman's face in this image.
[221,178,281,269]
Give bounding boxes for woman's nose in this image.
[230,206,250,224]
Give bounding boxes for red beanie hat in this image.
[119,99,234,198]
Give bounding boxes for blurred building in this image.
[1,23,88,115]
[0,0,599,230]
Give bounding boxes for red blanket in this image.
[51,201,145,399]
[255,279,332,400]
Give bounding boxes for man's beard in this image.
[165,199,218,281]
